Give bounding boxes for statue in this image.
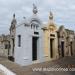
[33,3,38,14]
[13,13,15,18]
[49,11,53,20]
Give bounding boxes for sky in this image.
[0,0,75,34]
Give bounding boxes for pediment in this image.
[59,30,67,38]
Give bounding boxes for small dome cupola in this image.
[33,4,38,14]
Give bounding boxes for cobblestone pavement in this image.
[0,56,75,75]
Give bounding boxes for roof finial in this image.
[11,13,17,25]
[13,13,15,18]
[33,3,38,14]
[49,11,53,20]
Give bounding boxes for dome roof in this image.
[59,25,65,31]
[29,14,41,25]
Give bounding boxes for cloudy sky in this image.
[0,0,75,34]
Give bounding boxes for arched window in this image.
[18,35,21,47]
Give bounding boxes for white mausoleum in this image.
[15,4,44,66]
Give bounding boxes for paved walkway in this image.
[0,56,75,75]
